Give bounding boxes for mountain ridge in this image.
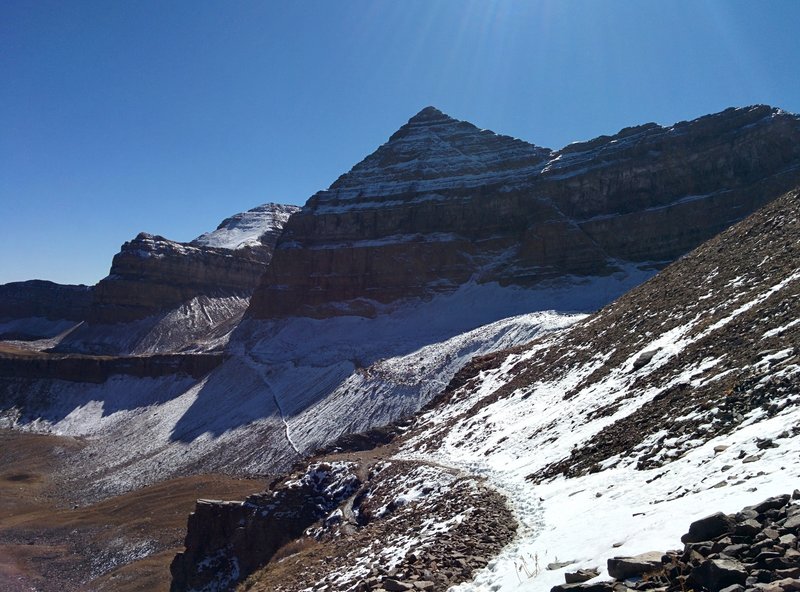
[250,104,800,320]
[2,105,800,591]
[173,185,800,592]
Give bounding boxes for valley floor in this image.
[0,429,266,592]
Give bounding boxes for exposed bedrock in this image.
[0,280,92,323]
[89,233,266,324]
[0,280,92,339]
[249,105,800,319]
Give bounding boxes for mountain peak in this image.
[323,108,550,197]
[192,202,300,251]
[407,105,451,125]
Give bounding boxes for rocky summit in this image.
[1,106,800,592]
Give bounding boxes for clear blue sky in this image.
[2,0,799,285]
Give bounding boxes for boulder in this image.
[735,518,763,537]
[550,582,614,592]
[566,569,600,583]
[784,514,800,530]
[718,585,745,592]
[748,495,792,515]
[383,579,413,592]
[607,551,664,579]
[690,558,748,591]
[682,512,736,543]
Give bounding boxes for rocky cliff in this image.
[0,280,92,340]
[89,233,266,324]
[53,203,298,354]
[249,105,800,319]
[0,350,222,384]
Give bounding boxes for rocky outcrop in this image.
[89,233,266,324]
[249,105,800,319]
[171,457,517,592]
[0,351,222,383]
[170,461,362,592]
[553,493,800,592]
[0,280,92,339]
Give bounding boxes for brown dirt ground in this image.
[0,429,266,592]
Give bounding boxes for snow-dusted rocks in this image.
[569,494,800,592]
[170,461,362,592]
[191,202,299,253]
[50,232,263,354]
[53,202,297,354]
[89,232,265,325]
[172,457,517,592]
[397,187,800,591]
[250,105,800,319]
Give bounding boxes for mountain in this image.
[51,203,298,355]
[2,106,800,591]
[172,185,800,592]
[4,106,800,495]
[192,202,299,253]
[0,280,91,341]
[250,105,800,319]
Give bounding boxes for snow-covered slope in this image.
[394,187,800,591]
[169,188,800,592]
[191,203,299,250]
[3,272,657,500]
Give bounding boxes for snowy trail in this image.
[401,397,800,591]
[397,452,548,590]
[243,352,302,457]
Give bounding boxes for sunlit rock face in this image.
[249,105,800,319]
[191,202,300,257]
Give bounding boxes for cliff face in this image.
[0,280,92,339]
[249,105,800,319]
[170,462,362,592]
[52,203,298,354]
[89,233,266,324]
[0,350,222,384]
[0,280,92,322]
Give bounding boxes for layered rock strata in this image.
[250,105,800,319]
[0,280,92,339]
[53,203,298,354]
[191,202,299,256]
[0,351,222,384]
[0,280,91,323]
[89,233,266,324]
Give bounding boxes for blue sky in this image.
[2,0,799,285]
